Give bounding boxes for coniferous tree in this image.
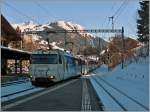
[137,1,149,43]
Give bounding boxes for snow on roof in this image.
[87,56,98,61]
[32,41,73,55]
[32,47,74,57]
[100,50,105,55]
[52,45,65,51]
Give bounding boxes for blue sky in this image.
[1,0,140,39]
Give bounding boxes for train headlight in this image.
[49,76,55,79]
[30,75,32,78]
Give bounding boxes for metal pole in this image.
[20,33,23,50]
[112,16,114,30]
[109,16,114,30]
[107,53,110,71]
[99,38,101,51]
[121,27,125,69]
[64,31,67,50]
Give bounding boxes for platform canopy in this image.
[1,46,31,60]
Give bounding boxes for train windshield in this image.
[31,54,62,64]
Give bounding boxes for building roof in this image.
[1,46,31,54]
[1,15,21,41]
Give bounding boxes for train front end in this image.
[29,50,62,85]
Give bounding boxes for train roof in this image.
[32,49,75,57]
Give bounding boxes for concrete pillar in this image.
[19,59,22,75]
[15,60,17,74]
[1,58,7,75]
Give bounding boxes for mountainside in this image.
[100,37,143,69]
[13,21,108,54]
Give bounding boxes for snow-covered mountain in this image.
[13,21,38,32]
[12,21,108,54]
[13,20,93,37]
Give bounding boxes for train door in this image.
[57,54,64,81]
[79,59,82,75]
[66,56,73,78]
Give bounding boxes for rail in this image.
[1,79,30,87]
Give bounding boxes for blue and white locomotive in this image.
[29,49,88,85]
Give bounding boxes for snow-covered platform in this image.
[88,57,149,111]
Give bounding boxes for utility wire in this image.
[105,0,128,31]
[120,3,137,37]
[110,1,116,13]
[114,0,136,35]
[34,2,57,21]
[105,1,128,40]
[113,0,127,18]
[102,1,115,29]
[3,2,40,24]
[102,1,116,39]
[114,0,128,21]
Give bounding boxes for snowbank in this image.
[89,57,149,111]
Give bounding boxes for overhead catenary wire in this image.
[114,1,128,22]
[110,1,116,12]
[102,2,115,29]
[102,1,116,39]
[114,0,137,37]
[3,2,40,24]
[34,2,57,21]
[105,0,128,34]
[123,11,137,37]
[105,0,128,30]
[113,0,128,18]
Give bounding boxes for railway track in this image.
[1,79,30,87]
[92,76,149,111]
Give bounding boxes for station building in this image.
[1,15,31,77]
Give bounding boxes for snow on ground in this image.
[88,57,149,111]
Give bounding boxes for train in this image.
[29,48,99,85]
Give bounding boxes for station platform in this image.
[1,75,29,84]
